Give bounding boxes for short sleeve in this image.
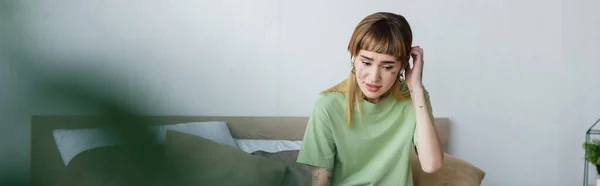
[296,103,336,169]
[413,88,434,151]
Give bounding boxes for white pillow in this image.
[166,121,237,148]
[234,139,303,153]
[53,126,166,166]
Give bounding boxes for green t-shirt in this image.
[297,91,432,186]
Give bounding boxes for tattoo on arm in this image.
[312,170,320,183]
[312,167,333,186]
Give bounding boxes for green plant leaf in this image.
[583,139,600,166]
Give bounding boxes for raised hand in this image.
[405,46,424,90]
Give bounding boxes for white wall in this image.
[1,0,599,185]
[560,0,600,185]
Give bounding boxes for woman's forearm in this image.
[410,87,444,173]
[312,167,332,186]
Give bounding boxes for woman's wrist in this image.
[409,89,425,105]
[409,84,424,94]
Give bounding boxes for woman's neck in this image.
[364,94,388,104]
[365,97,381,104]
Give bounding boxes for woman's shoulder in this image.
[313,91,345,110]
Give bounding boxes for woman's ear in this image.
[350,56,356,74]
[406,55,413,70]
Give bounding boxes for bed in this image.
[31,115,483,186]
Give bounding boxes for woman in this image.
[296,12,444,186]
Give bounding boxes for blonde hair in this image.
[321,12,414,128]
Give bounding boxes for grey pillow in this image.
[58,145,168,186]
[251,150,312,186]
[164,130,288,186]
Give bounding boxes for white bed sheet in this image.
[234,139,303,153]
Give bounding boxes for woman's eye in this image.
[383,66,393,70]
[362,61,371,66]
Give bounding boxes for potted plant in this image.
[583,139,600,184]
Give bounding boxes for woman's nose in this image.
[365,67,381,82]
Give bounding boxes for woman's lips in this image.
[364,82,381,92]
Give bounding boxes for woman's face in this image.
[353,50,402,103]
